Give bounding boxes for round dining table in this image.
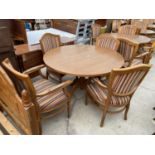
[43,45,124,77]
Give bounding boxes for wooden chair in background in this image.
[40,33,64,82]
[86,64,151,127]
[96,34,120,51]
[118,38,139,67]
[0,58,73,135]
[91,23,101,44]
[112,20,122,32]
[118,25,138,35]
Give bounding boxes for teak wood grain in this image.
[43,45,124,77]
[108,33,151,45]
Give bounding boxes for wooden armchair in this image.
[96,34,120,51]
[118,38,139,67]
[112,20,122,32]
[86,64,151,127]
[0,58,73,134]
[131,40,155,66]
[91,23,101,44]
[118,25,138,35]
[40,33,64,82]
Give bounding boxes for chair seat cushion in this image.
[87,80,130,106]
[33,78,68,113]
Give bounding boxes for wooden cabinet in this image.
[53,19,78,34]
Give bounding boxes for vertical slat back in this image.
[108,65,151,97]
[40,33,61,54]
[118,38,138,63]
[118,25,138,35]
[96,35,120,51]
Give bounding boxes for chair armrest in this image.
[93,78,108,89]
[23,64,45,75]
[135,52,150,59]
[36,80,73,97]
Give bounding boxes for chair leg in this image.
[100,106,108,127]
[124,103,130,120]
[67,101,71,118]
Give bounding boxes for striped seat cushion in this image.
[33,78,68,113]
[87,80,130,106]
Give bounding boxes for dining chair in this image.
[91,23,101,44]
[96,34,120,51]
[40,33,63,82]
[131,20,148,32]
[112,20,122,32]
[118,38,139,67]
[86,64,151,127]
[118,25,138,35]
[1,58,73,134]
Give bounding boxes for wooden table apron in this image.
[43,45,124,77]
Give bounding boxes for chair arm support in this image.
[23,64,45,75]
[93,78,108,89]
[36,80,73,97]
[135,52,150,59]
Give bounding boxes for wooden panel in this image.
[22,51,43,70]
[53,19,78,34]
[0,111,20,135]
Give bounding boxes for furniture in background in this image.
[109,33,151,45]
[34,19,51,30]
[40,33,64,81]
[26,28,76,45]
[52,19,78,34]
[0,58,73,135]
[52,19,106,35]
[0,27,19,70]
[91,23,102,44]
[118,25,138,35]
[15,28,76,71]
[96,34,120,51]
[86,64,151,127]
[75,20,94,44]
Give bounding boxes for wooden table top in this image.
[140,29,155,35]
[109,33,151,45]
[14,44,41,56]
[43,45,124,77]
[148,24,155,29]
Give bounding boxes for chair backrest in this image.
[40,33,61,54]
[96,34,120,51]
[92,23,101,39]
[131,20,148,31]
[108,64,151,106]
[112,20,122,32]
[118,38,139,64]
[0,64,41,134]
[118,25,138,35]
